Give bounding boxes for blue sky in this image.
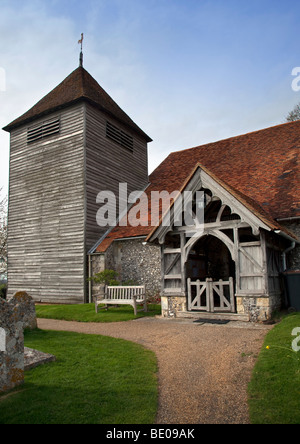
[0,0,300,196]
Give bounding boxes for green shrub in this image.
[89,269,120,286]
[89,270,142,287]
[0,283,7,299]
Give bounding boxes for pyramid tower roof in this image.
[3,66,152,142]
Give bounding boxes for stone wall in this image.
[90,254,106,301]
[8,291,37,330]
[236,294,281,322]
[161,296,187,318]
[92,239,162,300]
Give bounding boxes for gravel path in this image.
[37,317,272,424]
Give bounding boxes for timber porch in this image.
[148,166,293,322]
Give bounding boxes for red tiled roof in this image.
[96,120,300,252]
[3,66,152,142]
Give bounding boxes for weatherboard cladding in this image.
[7,104,86,302]
[85,102,149,251]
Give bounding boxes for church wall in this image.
[91,239,161,301]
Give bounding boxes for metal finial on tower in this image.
[78,33,84,67]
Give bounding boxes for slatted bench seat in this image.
[95,285,147,316]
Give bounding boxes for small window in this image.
[27,118,60,144]
[106,121,133,152]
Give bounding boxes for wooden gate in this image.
[187,278,235,313]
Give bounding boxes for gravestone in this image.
[0,292,37,392]
[0,327,6,351]
[8,291,37,330]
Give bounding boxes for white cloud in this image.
[0,2,79,194]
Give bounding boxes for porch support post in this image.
[233,227,240,293]
[160,244,165,295]
[260,230,269,295]
[180,232,186,295]
[229,277,235,312]
[187,278,191,311]
[207,278,213,312]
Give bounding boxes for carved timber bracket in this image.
[183,228,236,263]
[148,166,272,245]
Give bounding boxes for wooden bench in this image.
[95,285,147,316]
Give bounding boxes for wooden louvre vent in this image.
[106,121,133,151]
[27,118,60,144]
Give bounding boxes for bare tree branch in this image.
[286,103,300,122]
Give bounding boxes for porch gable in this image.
[147,163,286,246]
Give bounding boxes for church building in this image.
[91,120,300,321]
[3,60,300,321]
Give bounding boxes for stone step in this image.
[176,311,250,322]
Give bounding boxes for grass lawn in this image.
[36,303,161,323]
[248,312,300,424]
[0,329,158,424]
